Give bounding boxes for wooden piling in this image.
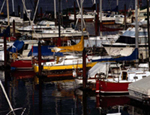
[38,40,43,113]
[82,48,87,115]
[13,20,15,36]
[4,33,7,91]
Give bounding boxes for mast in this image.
[147,0,150,71]
[12,0,15,15]
[116,0,119,14]
[100,0,102,37]
[54,0,57,25]
[135,0,139,66]
[57,0,61,46]
[6,0,10,26]
[81,0,83,35]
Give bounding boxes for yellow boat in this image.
[33,62,97,73]
[33,36,97,73]
[33,55,97,73]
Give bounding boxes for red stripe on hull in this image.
[99,81,130,93]
[11,60,32,69]
[11,59,51,69]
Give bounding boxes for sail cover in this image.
[92,48,138,62]
[51,36,84,52]
[28,45,64,57]
[7,40,24,53]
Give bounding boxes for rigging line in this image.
[33,0,39,23]
[76,0,86,29]
[0,0,6,14]
[21,0,33,25]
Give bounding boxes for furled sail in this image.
[52,36,84,52]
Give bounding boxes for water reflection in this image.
[0,70,150,115]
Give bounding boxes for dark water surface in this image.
[0,70,150,115]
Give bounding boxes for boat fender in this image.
[12,53,18,60]
[73,70,77,78]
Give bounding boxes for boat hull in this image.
[11,60,33,70]
[98,80,130,94]
[33,62,97,73]
[10,59,50,70]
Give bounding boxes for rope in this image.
[0,0,6,14]
[33,0,40,23]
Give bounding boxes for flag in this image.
[0,26,10,37]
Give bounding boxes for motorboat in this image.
[17,20,62,33]
[75,62,150,94]
[32,27,89,39]
[68,12,95,22]
[0,16,23,25]
[102,27,148,60]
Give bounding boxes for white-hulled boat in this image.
[69,12,95,22]
[32,27,89,39]
[17,20,62,33]
[75,62,150,94]
[102,27,148,59]
[33,54,97,73]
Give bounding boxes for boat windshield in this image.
[122,30,135,36]
[122,29,147,37]
[116,36,135,44]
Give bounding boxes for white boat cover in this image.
[128,76,150,97]
[88,62,109,78]
[107,113,121,115]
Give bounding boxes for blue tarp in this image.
[92,48,138,62]
[28,45,64,57]
[7,40,24,53]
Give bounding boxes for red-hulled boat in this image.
[95,67,150,94]
[96,80,130,94]
[10,59,54,70]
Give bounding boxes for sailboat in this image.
[33,37,97,73]
[33,1,97,75]
[75,0,150,94]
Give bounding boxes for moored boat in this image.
[102,27,148,60]
[33,55,97,73]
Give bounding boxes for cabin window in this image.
[142,76,146,78]
[66,31,71,32]
[23,44,28,50]
[139,37,148,43]
[122,72,127,80]
[116,36,135,44]
[139,31,147,36]
[122,31,135,36]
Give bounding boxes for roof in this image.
[128,76,150,96]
